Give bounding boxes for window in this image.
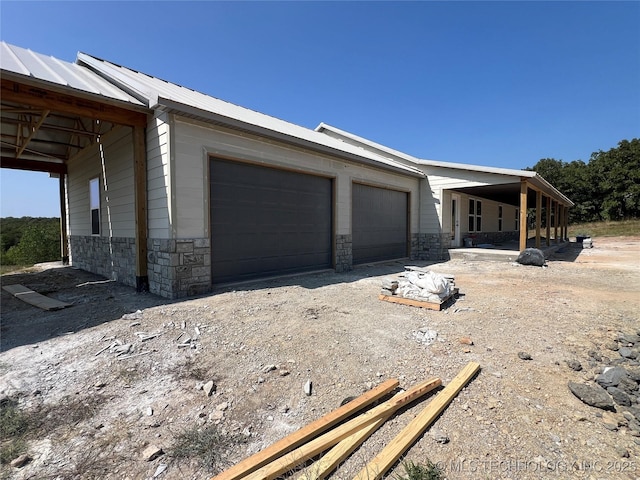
[90,177,100,235]
[468,199,482,232]
[515,208,519,231]
[498,205,503,232]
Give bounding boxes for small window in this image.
[468,199,482,233]
[90,177,100,235]
[498,205,503,232]
[515,208,519,231]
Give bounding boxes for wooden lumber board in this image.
[242,377,442,480]
[2,284,71,311]
[378,288,458,311]
[211,378,399,480]
[353,362,481,480]
[296,413,391,480]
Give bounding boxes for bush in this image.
[3,223,60,265]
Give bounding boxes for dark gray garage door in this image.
[352,183,408,264]
[210,158,333,284]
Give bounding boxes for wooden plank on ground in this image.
[296,413,392,480]
[378,289,458,311]
[2,284,71,311]
[353,362,481,480]
[242,377,442,480]
[211,378,399,480]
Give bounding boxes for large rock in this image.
[516,248,546,267]
[607,387,632,406]
[568,382,615,411]
[595,367,628,388]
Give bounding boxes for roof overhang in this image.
[156,97,425,179]
[1,43,150,174]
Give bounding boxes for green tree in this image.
[3,223,60,265]
[588,139,640,221]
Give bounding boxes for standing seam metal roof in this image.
[0,42,145,106]
[75,52,425,177]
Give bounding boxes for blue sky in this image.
[1,1,639,217]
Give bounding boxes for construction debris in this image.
[379,268,458,311]
[212,363,480,480]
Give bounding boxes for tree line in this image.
[0,217,61,266]
[527,138,639,224]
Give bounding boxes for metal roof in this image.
[76,52,425,178]
[315,123,573,206]
[0,42,144,106]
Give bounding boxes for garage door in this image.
[210,158,333,284]
[352,183,408,264]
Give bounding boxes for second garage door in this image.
[210,158,333,284]
[352,183,408,264]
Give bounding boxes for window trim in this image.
[468,198,482,233]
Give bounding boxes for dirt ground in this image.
[1,236,639,480]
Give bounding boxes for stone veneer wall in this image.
[465,231,519,246]
[335,234,353,273]
[410,233,451,261]
[69,236,136,287]
[147,238,211,299]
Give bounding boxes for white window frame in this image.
[468,198,482,233]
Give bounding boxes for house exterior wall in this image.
[66,126,137,286]
[143,115,421,297]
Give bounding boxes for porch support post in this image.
[535,189,542,249]
[564,205,569,240]
[59,174,69,265]
[519,180,528,252]
[554,200,559,244]
[133,124,149,292]
[545,196,551,247]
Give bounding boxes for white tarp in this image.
[398,271,452,303]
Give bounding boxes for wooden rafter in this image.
[16,110,50,158]
[1,79,147,127]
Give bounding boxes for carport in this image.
[0,42,151,290]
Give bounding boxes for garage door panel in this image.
[210,159,332,283]
[353,183,407,264]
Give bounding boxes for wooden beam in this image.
[133,125,149,292]
[16,109,50,158]
[59,175,69,264]
[519,180,528,251]
[554,200,559,244]
[545,196,551,246]
[1,79,147,127]
[353,362,481,480]
[241,378,442,480]
[297,414,391,480]
[535,190,542,249]
[1,157,67,174]
[211,379,400,480]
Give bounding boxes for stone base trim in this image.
[335,234,353,273]
[464,231,519,246]
[410,233,451,261]
[147,238,211,299]
[69,236,136,287]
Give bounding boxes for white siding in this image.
[67,126,135,237]
[420,166,520,234]
[172,117,420,238]
[146,112,171,239]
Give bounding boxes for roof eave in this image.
[0,69,148,113]
[157,98,425,179]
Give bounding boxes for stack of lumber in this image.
[211,362,480,480]
[378,267,458,311]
